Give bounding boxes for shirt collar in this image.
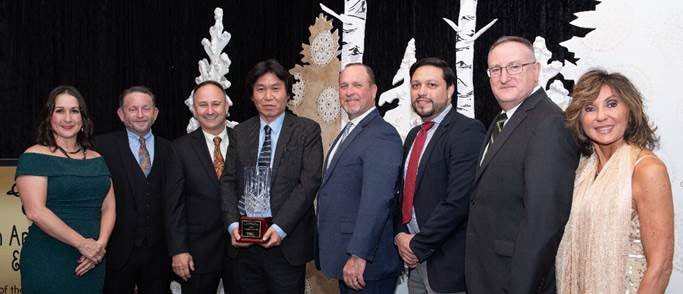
[202,126,228,143]
[503,85,542,119]
[126,129,152,141]
[426,104,452,126]
[349,107,376,126]
[260,112,286,134]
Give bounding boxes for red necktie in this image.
[402,121,434,224]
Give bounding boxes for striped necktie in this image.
[257,125,272,168]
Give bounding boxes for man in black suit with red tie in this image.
[394,58,485,293]
[97,86,173,293]
[220,59,323,294]
[165,80,238,293]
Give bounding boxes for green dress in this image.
[16,152,111,293]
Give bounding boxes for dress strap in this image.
[634,154,657,166]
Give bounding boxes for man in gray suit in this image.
[465,36,579,294]
[220,59,323,294]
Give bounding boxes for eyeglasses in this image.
[487,62,536,77]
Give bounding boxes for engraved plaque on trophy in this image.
[239,166,272,243]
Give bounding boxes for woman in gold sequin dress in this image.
[556,69,673,293]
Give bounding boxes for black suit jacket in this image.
[465,89,579,294]
[393,108,485,292]
[95,131,173,270]
[220,112,323,266]
[165,128,236,274]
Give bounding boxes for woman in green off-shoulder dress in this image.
[15,86,116,293]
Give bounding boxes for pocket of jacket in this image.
[494,239,514,257]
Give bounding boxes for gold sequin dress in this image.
[556,144,647,294]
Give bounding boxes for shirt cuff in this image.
[227,222,238,236]
[271,224,287,239]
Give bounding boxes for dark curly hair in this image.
[565,69,658,156]
[36,86,95,151]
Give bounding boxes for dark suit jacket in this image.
[316,109,403,280]
[220,112,323,266]
[165,128,236,274]
[393,108,485,292]
[95,131,173,270]
[465,89,579,294]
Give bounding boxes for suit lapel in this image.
[474,89,545,184]
[271,113,294,182]
[114,131,144,209]
[322,110,379,187]
[413,110,453,193]
[244,118,260,168]
[322,123,345,175]
[190,129,218,183]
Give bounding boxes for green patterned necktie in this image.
[489,112,508,146]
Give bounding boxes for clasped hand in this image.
[75,238,105,276]
[230,227,281,248]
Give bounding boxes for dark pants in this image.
[179,251,239,294]
[104,242,171,294]
[236,245,306,294]
[339,276,398,294]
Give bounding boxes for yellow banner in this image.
[0,166,30,293]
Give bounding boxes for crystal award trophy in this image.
[239,166,272,243]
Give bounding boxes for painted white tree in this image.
[532,36,572,110]
[320,0,367,67]
[443,0,497,119]
[378,38,421,142]
[184,7,237,133]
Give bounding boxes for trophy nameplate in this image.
[239,216,272,243]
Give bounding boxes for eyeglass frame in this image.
[486,62,537,78]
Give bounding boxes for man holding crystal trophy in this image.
[220,59,323,294]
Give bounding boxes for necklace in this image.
[55,144,86,159]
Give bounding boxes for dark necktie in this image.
[402,121,434,224]
[489,112,508,146]
[257,125,272,168]
[138,136,151,176]
[212,136,224,178]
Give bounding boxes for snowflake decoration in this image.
[300,15,340,66]
[317,87,340,123]
[311,31,335,65]
[289,73,305,108]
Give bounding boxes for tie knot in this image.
[213,136,222,145]
[264,125,271,135]
[497,112,508,122]
[421,121,435,131]
[138,136,146,145]
[343,122,353,131]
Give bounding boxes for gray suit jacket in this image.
[465,89,579,294]
[220,112,323,266]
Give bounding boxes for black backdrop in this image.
[0,0,596,158]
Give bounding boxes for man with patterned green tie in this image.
[465,36,579,294]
